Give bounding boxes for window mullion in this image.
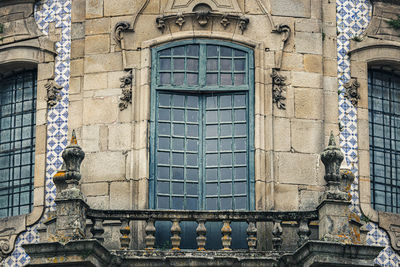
[199,44,207,87]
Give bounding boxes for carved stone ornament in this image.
[176,13,185,29]
[114,21,131,48]
[155,12,249,34]
[238,16,249,34]
[272,24,291,69]
[196,11,210,26]
[271,70,287,110]
[119,69,133,111]
[378,211,400,252]
[0,234,12,262]
[45,78,62,107]
[344,78,361,106]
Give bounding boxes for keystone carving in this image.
[220,14,230,28]
[119,70,133,111]
[45,78,62,107]
[238,16,249,34]
[114,21,131,48]
[156,16,166,33]
[175,13,185,29]
[344,78,361,107]
[271,70,287,110]
[196,11,210,26]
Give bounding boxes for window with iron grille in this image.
[369,68,400,213]
[0,69,37,217]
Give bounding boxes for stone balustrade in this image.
[86,208,318,251]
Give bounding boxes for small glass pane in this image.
[234,74,245,85]
[172,167,184,180]
[220,138,232,151]
[187,183,198,195]
[221,153,232,165]
[187,96,198,108]
[207,96,217,109]
[221,198,232,209]
[159,94,170,106]
[220,124,232,136]
[187,73,198,86]
[234,59,245,71]
[187,45,199,56]
[160,73,171,85]
[220,110,232,122]
[160,58,171,70]
[206,154,218,167]
[221,47,232,57]
[187,197,198,210]
[187,59,199,71]
[187,154,198,166]
[173,109,184,121]
[234,49,245,57]
[221,73,232,85]
[172,197,184,209]
[158,137,169,149]
[157,152,170,164]
[206,111,218,123]
[206,139,217,152]
[158,122,170,135]
[158,108,170,120]
[221,59,232,71]
[187,125,199,137]
[187,110,198,122]
[158,196,169,209]
[206,168,217,181]
[235,196,247,209]
[235,123,246,135]
[235,109,246,121]
[206,74,217,85]
[235,138,246,150]
[207,59,218,71]
[172,153,184,165]
[221,168,232,180]
[172,138,184,150]
[173,58,185,70]
[206,125,218,137]
[158,182,170,194]
[187,139,198,152]
[235,182,247,194]
[173,95,185,107]
[220,95,232,108]
[206,198,218,210]
[173,124,185,136]
[235,167,247,180]
[235,152,247,165]
[186,168,199,181]
[207,45,218,57]
[173,46,185,55]
[173,73,184,86]
[172,182,184,194]
[206,183,218,195]
[160,49,171,56]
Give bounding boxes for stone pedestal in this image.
[318,199,352,242]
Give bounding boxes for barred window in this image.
[0,69,37,217]
[369,68,400,213]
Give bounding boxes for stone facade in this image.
[0,0,399,266]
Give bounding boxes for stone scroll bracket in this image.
[272,24,291,70]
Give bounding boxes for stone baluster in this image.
[145,219,156,250]
[297,218,311,247]
[90,218,105,243]
[272,220,283,251]
[196,219,207,251]
[246,220,257,250]
[120,219,130,249]
[170,219,181,250]
[221,220,232,250]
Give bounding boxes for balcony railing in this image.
[86,209,318,251]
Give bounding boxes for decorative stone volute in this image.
[320,132,346,200]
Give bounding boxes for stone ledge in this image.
[278,240,383,267]
[23,240,114,267]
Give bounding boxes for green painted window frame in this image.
[150,39,255,210]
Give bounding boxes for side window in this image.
[369,68,400,213]
[0,69,37,217]
[150,41,254,211]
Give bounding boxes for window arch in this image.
[150,39,254,211]
[369,66,400,213]
[0,68,37,217]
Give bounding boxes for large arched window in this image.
[369,67,400,213]
[150,40,254,211]
[0,69,37,217]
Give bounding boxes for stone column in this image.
[318,132,354,242]
[52,130,88,242]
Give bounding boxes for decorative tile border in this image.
[336,0,400,266]
[2,0,71,266]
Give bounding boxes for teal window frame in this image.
[149,39,255,210]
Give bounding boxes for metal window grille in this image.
[0,69,37,217]
[369,68,400,213]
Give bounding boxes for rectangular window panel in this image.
[0,70,36,218]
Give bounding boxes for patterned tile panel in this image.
[2,0,71,266]
[336,0,400,265]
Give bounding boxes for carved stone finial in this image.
[114,21,131,48]
[71,129,77,145]
[238,16,249,34]
[344,78,361,106]
[320,131,347,200]
[271,70,287,110]
[45,78,62,107]
[119,69,133,111]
